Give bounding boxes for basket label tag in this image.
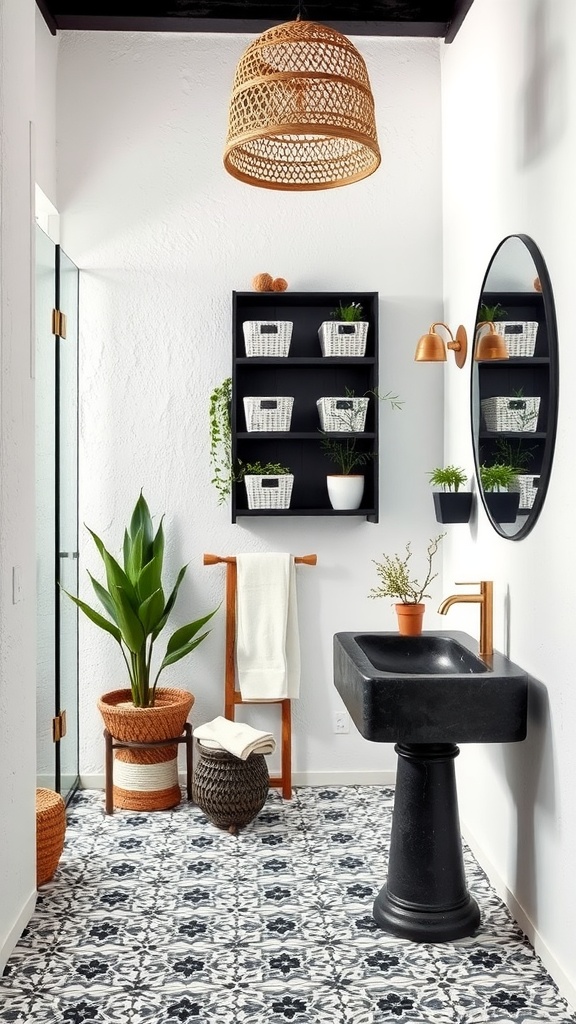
[508,400,526,409]
[260,400,277,409]
[261,478,279,488]
[260,324,278,333]
[337,325,355,334]
[504,324,523,334]
[335,400,354,409]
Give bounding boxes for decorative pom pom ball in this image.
[271,278,288,292]
[252,273,274,292]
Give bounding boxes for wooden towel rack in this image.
[203,553,317,799]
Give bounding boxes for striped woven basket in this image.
[36,788,66,887]
[98,688,194,812]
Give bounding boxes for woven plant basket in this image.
[36,788,66,887]
[98,687,194,811]
[192,743,269,833]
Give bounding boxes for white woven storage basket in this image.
[318,321,368,357]
[242,321,293,357]
[317,397,369,432]
[243,397,294,432]
[494,321,538,357]
[481,396,540,432]
[511,474,540,510]
[244,474,294,509]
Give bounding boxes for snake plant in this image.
[65,493,217,707]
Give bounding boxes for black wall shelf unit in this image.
[232,291,379,523]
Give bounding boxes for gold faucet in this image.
[438,581,493,659]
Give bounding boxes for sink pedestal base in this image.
[373,742,480,942]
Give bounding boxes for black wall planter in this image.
[433,491,473,524]
[484,491,520,524]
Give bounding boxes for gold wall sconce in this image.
[223,19,381,191]
[414,322,468,369]
[474,322,509,361]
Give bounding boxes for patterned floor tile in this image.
[0,787,574,1024]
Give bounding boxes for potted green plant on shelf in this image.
[320,436,374,510]
[319,387,403,511]
[64,492,218,811]
[319,299,369,356]
[368,534,446,636]
[479,463,520,523]
[240,460,294,510]
[428,465,473,524]
[478,302,507,323]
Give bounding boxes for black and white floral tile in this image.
[1,787,575,1024]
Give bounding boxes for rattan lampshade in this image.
[224,20,381,191]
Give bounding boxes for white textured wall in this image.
[0,0,37,972]
[55,32,445,783]
[442,0,576,1006]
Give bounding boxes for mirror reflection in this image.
[471,235,558,540]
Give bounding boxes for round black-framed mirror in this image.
[471,234,559,540]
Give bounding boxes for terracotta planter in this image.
[395,603,425,636]
[98,687,194,811]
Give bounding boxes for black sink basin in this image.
[334,630,528,744]
[355,633,488,675]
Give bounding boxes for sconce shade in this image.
[223,20,381,191]
[474,322,509,361]
[414,323,468,368]
[414,329,447,362]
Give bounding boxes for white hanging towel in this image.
[193,716,276,760]
[236,552,301,700]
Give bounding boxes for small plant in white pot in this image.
[428,465,473,524]
[320,436,374,510]
[368,534,446,635]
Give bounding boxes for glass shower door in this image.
[35,226,79,801]
[57,247,79,802]
[36,227,57,792]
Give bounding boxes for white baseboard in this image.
[81,770,396,791]
[1,890,37,976]
[462,824,576,1013]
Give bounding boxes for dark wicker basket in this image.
[192,743,269,832]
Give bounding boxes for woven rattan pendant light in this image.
[224,19,381,191]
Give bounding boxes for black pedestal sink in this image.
[334,630,528,942]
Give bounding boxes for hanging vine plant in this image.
[209,377,234,504]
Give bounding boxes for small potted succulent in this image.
[368,534,446,636]
[318,300,369,356]
[479,463,520,523]
[428,465,473,524]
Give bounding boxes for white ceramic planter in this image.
[327,475,364,510]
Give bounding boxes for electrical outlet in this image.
[334,712,349,734]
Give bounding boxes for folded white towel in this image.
[236,552,301,700]
[193,716,276,760]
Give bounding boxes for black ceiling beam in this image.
[45,16,451,36]
[444,0,474,43]
[36,0,58,34]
